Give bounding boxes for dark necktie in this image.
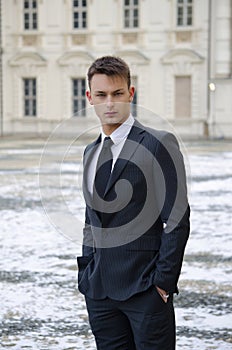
[94,136,113,199]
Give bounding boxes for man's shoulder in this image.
[133,119,177,145]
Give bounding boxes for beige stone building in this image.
[0,0,232,138]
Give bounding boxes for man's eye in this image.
[115,92,123,96]
[96,94,106,97]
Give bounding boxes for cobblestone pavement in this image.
[1,135,232,349]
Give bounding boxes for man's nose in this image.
[106,95,114,108]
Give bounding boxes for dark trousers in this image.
[85,286,176,350]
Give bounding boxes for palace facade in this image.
[1,0,232,138]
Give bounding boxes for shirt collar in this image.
[101,114,134,146]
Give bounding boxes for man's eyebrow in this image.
[94,88,125,94]
[113,88,125,93]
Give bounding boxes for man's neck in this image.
[102,115,132,136]
[102,123,122,136]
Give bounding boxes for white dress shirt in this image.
[87,114,135,194]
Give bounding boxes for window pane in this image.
[178,7,183,16]
[82,0,87,6]
[131,77,137,117]
[177,7,183,26]
[25,100,29,109]
[74,13,79,28]
[124,9,129,18]
[124,18,129,27]
[187,6,192,15]
[187,17,192,25]
[33,101,36,115]
[24,17,29,29]
[82,11,87,27]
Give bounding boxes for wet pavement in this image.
[0,136,232,349]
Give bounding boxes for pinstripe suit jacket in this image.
[77,120,190,300]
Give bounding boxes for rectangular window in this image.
[177,0,193,26]
[73,0,87,29]
[23,78,37,117]
[124,0,139,28]
[72,79,86,116]
[24,0,38,30]
[175,76,191,118]
[131,76,138,117]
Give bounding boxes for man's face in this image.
[86,74,134,131]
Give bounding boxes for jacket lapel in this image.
[83,135,101,203]
[104,121,145,196]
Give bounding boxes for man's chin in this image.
[101,115,127,126]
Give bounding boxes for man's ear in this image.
[86,90,93,105]
[129,86,135,102]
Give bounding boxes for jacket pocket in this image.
[77,254,94,271]
[77,254,94,285]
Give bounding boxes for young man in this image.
[77,56,190,349]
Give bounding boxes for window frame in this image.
[23,0,38,31]
[176,0,193,27]
[72,78,86,116]
[124,0,139,29]
[73,0,88,30]
[23,78,37,117]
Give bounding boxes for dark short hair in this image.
[87,56,131,89]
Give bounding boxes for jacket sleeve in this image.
[153,132,190,293]
[77,207,95,274]
[82,207,95,257]
[77,146,95,272]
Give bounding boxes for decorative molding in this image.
[122,33,138,45]
[13,0,44,3]
[22,35,39,47]
[176,31,192,43]
[9,52,47,67]
[114,49,150,65]
[161,49,204,65]
[57,51,95,66]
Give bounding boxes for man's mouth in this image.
[104,111,117,116]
